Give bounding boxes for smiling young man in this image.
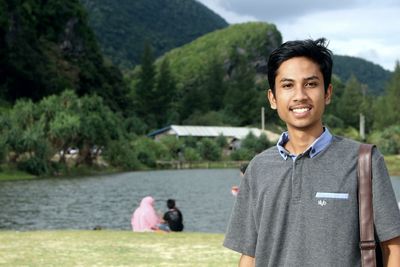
[223,38,400,266]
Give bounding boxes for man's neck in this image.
[285,126,324,155]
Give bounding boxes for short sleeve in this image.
[223,167,258,256]
[372,148,400,242]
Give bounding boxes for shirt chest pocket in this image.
[313,191,355,221]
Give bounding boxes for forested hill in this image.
[80,0,229,69]
[333,55,392,95]
[0,0,130,112]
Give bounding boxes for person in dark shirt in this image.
[162,199,184,232]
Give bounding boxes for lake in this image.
[0,169,399,233]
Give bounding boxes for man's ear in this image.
[267,89,277,110]
[325,84,333,105]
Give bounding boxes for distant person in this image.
[231,163,248,196]
[161,199,184,232]
[131,196,161,232]
[239,163,248,176]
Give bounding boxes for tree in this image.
[205,56,226,110]
[76,94,122,165]
[198,138,221,161]
[373,62,400,129]
[153,57,177,127]
[135,42,156,128]
[224,52,259,126]
[336,76,364,129]
[38,91,80,163]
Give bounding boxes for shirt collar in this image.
[276,127,333,160]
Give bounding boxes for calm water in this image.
[0,170,399,233]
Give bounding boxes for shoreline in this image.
[1,155,399,182]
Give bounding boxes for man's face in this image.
[267,56,332,134]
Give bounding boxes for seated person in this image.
[131,196,161,232]
[160,199,184,232]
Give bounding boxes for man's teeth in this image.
[292,108,310,113]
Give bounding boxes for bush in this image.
[230,148,254,161]
[17,157,49,176]
[133,137,169,167]
[159,135,183,159]
[368,125,400,155]
[331,127,361,140]
[198,138,221,161]
[254,133,271,153]
[183,135,198,148]
[104,140,140,170]
[215,134,227,148]
[183,147,201,162]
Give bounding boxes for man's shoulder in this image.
[328,135,361,153]
[254,146,280,160]
[247,146,281,169]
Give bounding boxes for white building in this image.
[148,125,279,150]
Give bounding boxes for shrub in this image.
[215,134,228,148]
[368,125,400,155]
[159,135,184,159]
[183,147,201,162]
[133,137,169,167]
[17,156,48,176]
[104,140,140,170]
[198,138,221,161]
[230,148,254,161]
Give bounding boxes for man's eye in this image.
[282,84,292,89]
[305,82,317,87]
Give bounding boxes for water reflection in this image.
[0,171,399,233]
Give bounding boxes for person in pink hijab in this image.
[131,196,161,232]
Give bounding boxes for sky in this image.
[196,0,400,71]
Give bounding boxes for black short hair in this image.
[267,38,333,95]
[167,199,176,209]
[240,163,248,174]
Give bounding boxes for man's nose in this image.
[293,86,308,101]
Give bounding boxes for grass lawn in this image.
[0,168,36,181]
[385,155,400,176]
[0,231,239,267]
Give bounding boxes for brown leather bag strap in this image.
[358,143,377,267]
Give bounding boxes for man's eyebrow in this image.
[279,78,294,83]
[304,75,320,81]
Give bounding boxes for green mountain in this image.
[128,22,283,128]
[159,22,281,87]
[0,0,130,112]
[80,0,229,69]
[333,55,391,95]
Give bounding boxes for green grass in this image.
[385,155,400,176]
[0,166,36,181]
[0,231,239,267]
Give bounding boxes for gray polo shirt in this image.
[223,136,400,267]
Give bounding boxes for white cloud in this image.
[196,0,400,71]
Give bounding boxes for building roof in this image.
[148,125,279,141]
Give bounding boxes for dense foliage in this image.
[333,55,392,95]
[80,0,228,69]
[0,0,131,113]
[128,22,282,131]
[0,91,134,175]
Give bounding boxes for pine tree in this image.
[135,42,156,127]
[153,57,177,127]
[205,57,226,111]
[385,62,400,125]
[336,75,364,129]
